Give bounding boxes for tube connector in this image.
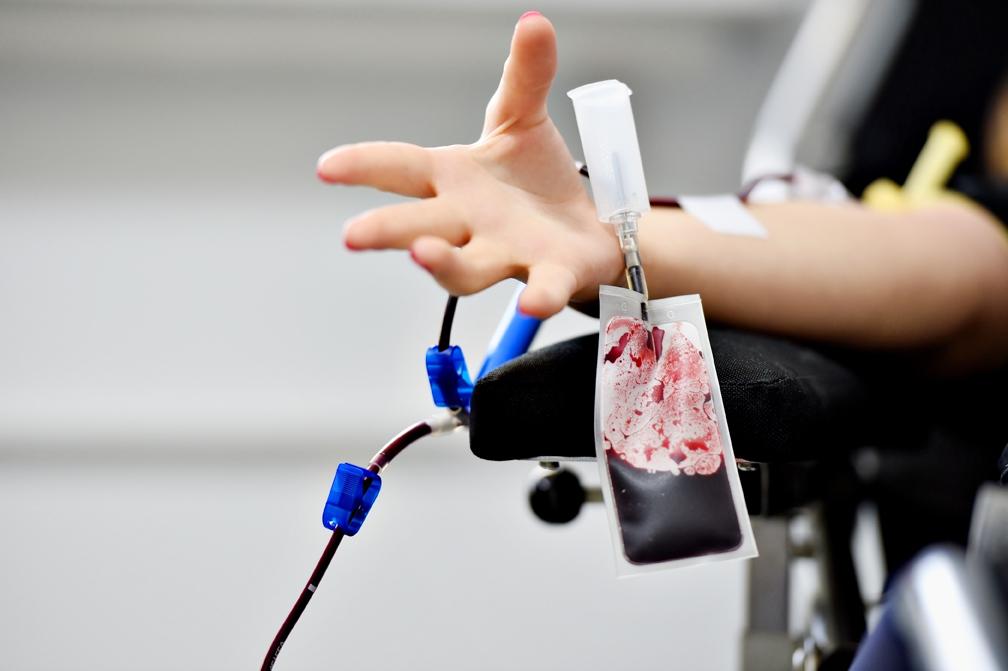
[322,463,381,535]
[426,345,473,410]
[426,409,467,436]
[611,212,648,301]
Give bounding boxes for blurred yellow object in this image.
[863,121,974,211]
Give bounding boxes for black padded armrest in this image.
[469,328,870,464]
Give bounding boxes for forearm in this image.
[324,15,1008,376]
[634,201,1008,374]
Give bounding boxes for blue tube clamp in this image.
[322,463,381,535]
[426,345,473,409]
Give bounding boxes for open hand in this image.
[317,12,623,318]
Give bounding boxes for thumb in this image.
[482,12,557,136]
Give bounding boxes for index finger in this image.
[317,141,436,198]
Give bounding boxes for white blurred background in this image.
[0,1,812,668]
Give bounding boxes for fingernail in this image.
[516,291,534,317]
[342,215,363,250]
[316,152,335,182]
[520,11,541,21]
[409,247,427,269]
[343,228,361,250]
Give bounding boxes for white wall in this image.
[0,4,805,669]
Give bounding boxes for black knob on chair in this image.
[528,467,586,524]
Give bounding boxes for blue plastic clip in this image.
[322,463,382,535]
[426,345,473,409]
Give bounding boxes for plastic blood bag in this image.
[603,318,722,477]
[570,80,755,572]
[595,287,756,573]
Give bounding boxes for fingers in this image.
[409,236,512,296]
[407,233,578,318]
[344,199,469,250]
[483,13,558,135]
[518,263,577,319]
[317,142,435,198]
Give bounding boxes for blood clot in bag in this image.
[595,287,757,574]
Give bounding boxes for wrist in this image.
[602,230,627,290]
[635,206,690,299]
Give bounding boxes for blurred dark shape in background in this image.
[844,0,1008,197]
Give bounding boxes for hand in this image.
[317,12,623,319]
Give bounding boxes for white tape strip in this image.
[678,194,769,239]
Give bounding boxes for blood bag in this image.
[595,286,757,575]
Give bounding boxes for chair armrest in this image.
[469,328,870,463]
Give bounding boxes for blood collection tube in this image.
[568,80,652,325]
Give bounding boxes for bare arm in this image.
[633,202,1008,374]
[318,13,1008,376]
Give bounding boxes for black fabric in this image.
[468,328,870,464]
[469,334,597,461]
[952,175,1008,227]
[843,0,1008,197]
[708,329,870,462]
[870,428,1006,571]
[1000,443,1008,485]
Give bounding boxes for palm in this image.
[317,14,621,318]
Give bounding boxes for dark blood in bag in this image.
[602,316,742,564]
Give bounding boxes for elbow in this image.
[921,206,1008,375]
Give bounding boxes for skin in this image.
[986,73,1008,179]
[318,13,1008,376]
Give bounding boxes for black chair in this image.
[469,327,1008,670]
